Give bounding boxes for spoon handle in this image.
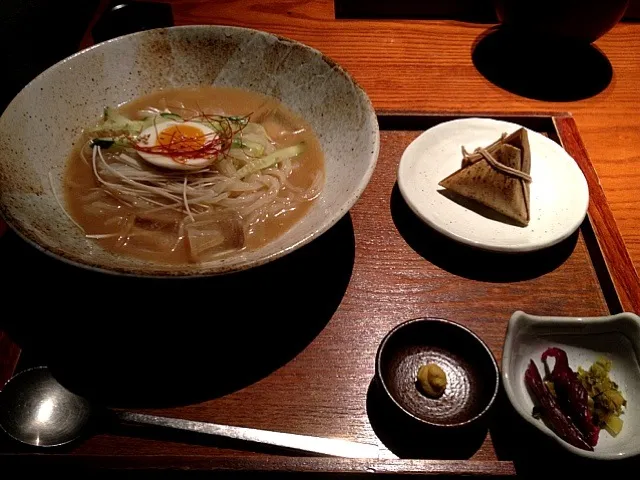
[116,411,379,459]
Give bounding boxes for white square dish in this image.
[502,310,640,460]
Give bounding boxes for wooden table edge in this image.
[553,115,640,314]
[0,454,517,475]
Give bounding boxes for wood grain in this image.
[0,117,616,475]
[131,0,640,280]
[555,116,640,313]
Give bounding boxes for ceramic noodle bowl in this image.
[0,25,379,276]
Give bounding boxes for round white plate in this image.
[397,118,589,253]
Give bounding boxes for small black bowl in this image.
[375,318,499,428]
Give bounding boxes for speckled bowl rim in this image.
[375,317,501,428]
[0,25,380,278]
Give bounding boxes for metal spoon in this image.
[0,367,379,458]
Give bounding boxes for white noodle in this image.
[97,147,181,203]
[85,233,122,239]
[103,188,134,207]
[183,176,194,222]
[79,140,92,166]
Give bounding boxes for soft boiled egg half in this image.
[135,121,218,171]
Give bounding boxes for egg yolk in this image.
[157,124,206,152]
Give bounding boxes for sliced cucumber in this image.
[160,112,183,122]
[231,138,266,156]
[235,143,305,179]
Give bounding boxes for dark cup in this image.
[494,0,629,44]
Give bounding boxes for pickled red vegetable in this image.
[542,348,600,447]
[524,360,593,451]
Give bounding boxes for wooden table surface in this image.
[120,0,640,276]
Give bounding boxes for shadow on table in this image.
[0,215,355,408]
[390,183,578,282]
[472,27,613,102]
[366,379,487,459]
[491,386,640,478]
